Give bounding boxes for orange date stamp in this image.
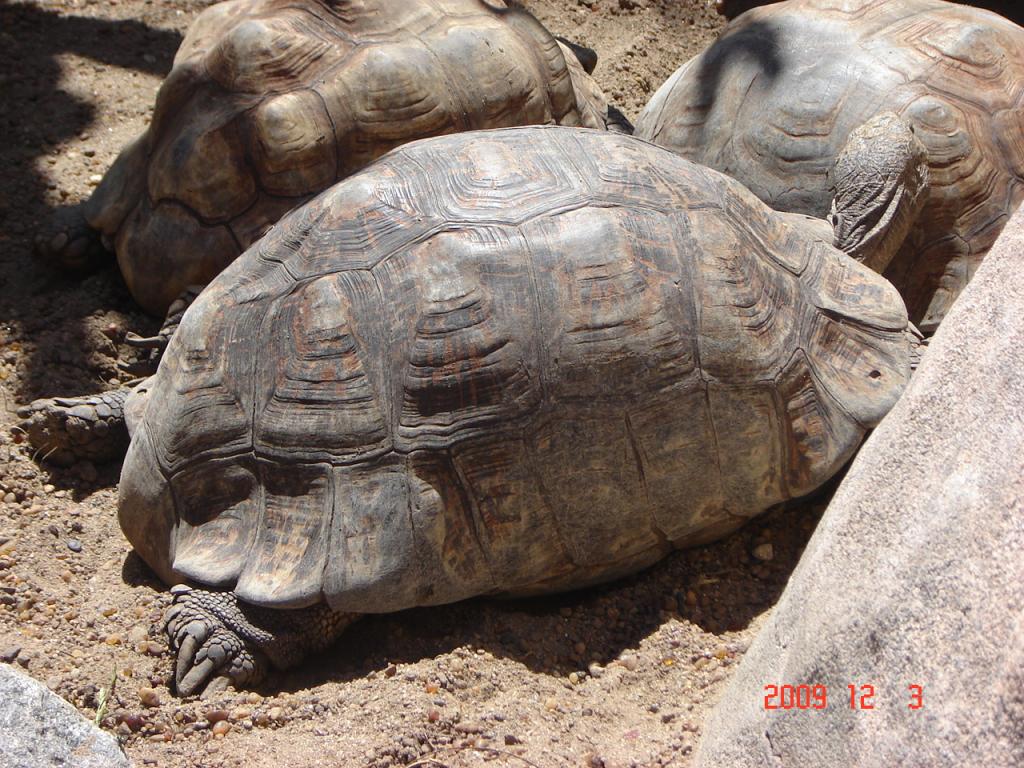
[763,684,924,710]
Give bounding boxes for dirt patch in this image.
[0,2,833,766]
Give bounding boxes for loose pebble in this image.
[206,709,230,724]
[66,539,82,553]
[118,713,146,732]
[138,687,161,708]
[211,720,231,737]
[618,654,639,671]
[137,640,162,656]
[752,543,774,561]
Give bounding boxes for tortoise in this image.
[37,0,624,320]
[635,0,1024,332]
[71,124,917,695]
[715,0,1024,24]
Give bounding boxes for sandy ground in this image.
[0,1,834,766]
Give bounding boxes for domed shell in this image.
[635,0,1024,331]
[82,0,613,315]
[118,127,912,613]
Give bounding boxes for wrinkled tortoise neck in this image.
[828,112,929,275]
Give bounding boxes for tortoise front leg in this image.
[119,284,204,376]
[164,585,358,696]
[33,203,109,272]
[17,386,134,466]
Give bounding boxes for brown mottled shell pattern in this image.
[84,0,610,314]
[118,127,912,613]
[635,0,1024,331]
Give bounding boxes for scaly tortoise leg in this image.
[33,203,109,272]
[119,285,204,376]
[17,287,201,464]
[164,585,358,696]
[17,386,134,466]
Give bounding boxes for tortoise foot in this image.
[33,205,109,272]
[165,587,268,697]
[16,388,131,466]
[119,285,203,376]
[163,585,357,696]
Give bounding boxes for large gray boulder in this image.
[0,664,131,768]
[695,208,1024,767]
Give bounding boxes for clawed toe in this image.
[116,285,201,375]
[164,586,267,697]
[119,332,167,377]
[122,333,166,352]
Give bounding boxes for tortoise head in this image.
[828,112,929,275]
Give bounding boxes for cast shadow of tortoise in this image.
[0,4,181,408]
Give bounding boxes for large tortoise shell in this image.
[84,0,611,314]
[119,127,912,612]
[636,0,1024,331]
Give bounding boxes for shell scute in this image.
[626,385,723,544]
[451,439,574,592]
[775,348,863,492]
[689,212,801,383]
[424,21,552,129]
[425,133,584,225]
[170,458,259,588]
[530,416,660,569]
[336,41,458,149]
[323,464,420,613]
[252,89,337,197]
[147,95,256,222]
[255,273,391,463]
[146,288,253,472]
[235,463,332,608]
[206,14,335,93]
[522,207,697,400]
[387,229,541,449]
